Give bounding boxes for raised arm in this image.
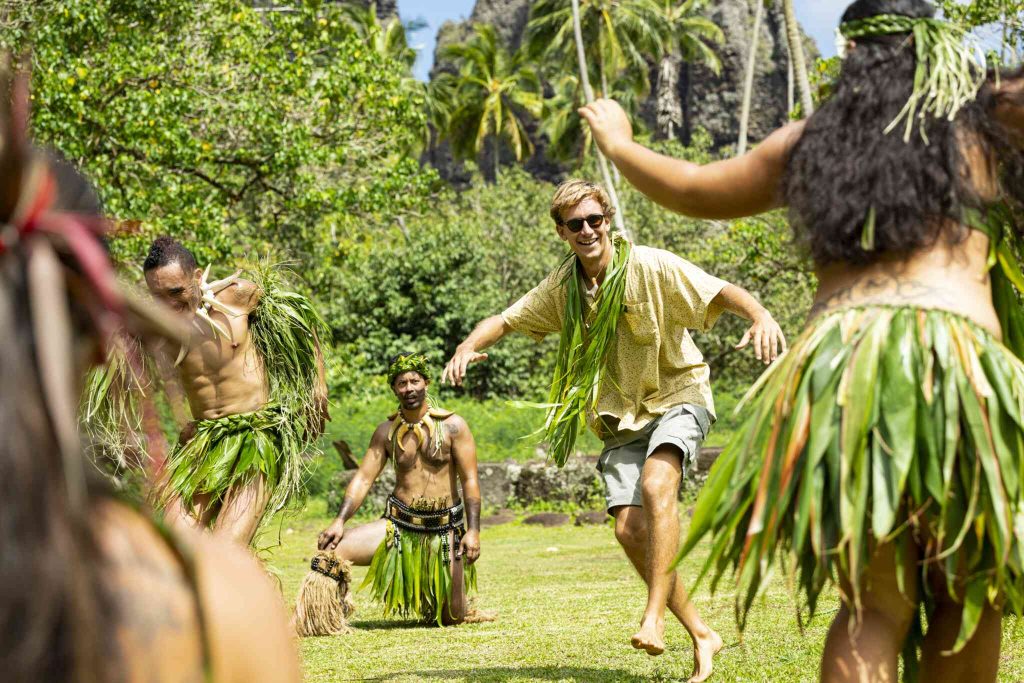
[442,314,512,387]
[579,99,803,220]
[317,423,390,550]
[449,416,481,564]
[712,284,787,364]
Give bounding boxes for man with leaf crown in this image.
[294,352,482,634]
[137,236,329,546]
[443,179,784,680]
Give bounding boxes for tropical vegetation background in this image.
[3,0,1021,486]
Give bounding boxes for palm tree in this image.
[527,0,666,101]
[440,24,543,180]
[567,0,630,239]
[737,0,764,155]
[780,0,813,116]
[540,74,588,163]
[422,70,457,149]
[341,1,417,68]
[655,0,723,139]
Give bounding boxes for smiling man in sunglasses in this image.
[443,179,785,680]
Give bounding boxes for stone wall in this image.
[324,447,722,515]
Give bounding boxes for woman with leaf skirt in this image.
[580,0,1024,680]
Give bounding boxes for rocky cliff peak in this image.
[433,0,818,151]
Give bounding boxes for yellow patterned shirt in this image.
[502,245,728,437]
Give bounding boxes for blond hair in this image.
[549,179,615,225]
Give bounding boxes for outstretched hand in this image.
[735,312,786,365]
[442,348,489,387]
[578,99,634,159]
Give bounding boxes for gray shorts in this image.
[596,404,711,511]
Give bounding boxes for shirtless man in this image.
[313,353,481,626]
[578,1,1024,679]
[144,237,328,546]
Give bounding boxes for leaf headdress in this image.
[839,13,986,142]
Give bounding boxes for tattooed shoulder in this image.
[809,272,956,320]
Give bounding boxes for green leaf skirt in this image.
[161,405,285,524]
[681,306,1024,656]
[362,519,477,626]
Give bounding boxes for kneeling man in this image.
[302,353,481,630]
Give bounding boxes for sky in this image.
[396,0,853,82]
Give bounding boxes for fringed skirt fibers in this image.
[682,306,1024,654]
[363,518,477,626]
[161,405,290,529]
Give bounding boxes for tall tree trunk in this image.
[782,0,813,116]
[596,48,621,183]
[737,0,764,155]
[785,37,795,114]
[656,53,682,140]
[571,0,630,240]
[492,133,499,182]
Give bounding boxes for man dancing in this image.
[443,179,784,681]
[143,237,328,545]
[296,353,481,633]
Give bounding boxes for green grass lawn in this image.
[267,501,1024,682]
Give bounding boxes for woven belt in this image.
[384,495,465,563]
[385,494,464,533]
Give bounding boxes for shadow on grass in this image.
[356,666,648,682]
[349,618,433,631]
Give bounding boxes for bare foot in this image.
[688,629,724,683]
[630,617,666,656]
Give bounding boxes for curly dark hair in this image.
[143,236,196,273]
[783,0,1024,266]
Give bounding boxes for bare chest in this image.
[390,426,453,473]
[179,311,254,375]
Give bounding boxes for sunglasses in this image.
[561,213,605,233]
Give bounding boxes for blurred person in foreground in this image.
[0,62,300,681]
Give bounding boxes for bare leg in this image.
[614,506,722,682]
[333,519,388,566]
[442,530,467,626]
[632,446,685,656]
[214,476,271,546]
[919,579,1001,682]
[820,542,918,683]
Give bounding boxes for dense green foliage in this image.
[19,1,1022,482]
[4,0,436,284]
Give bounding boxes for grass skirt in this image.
[161,405,284,525]
[681,306,1024,661]
[362,504,477,626]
